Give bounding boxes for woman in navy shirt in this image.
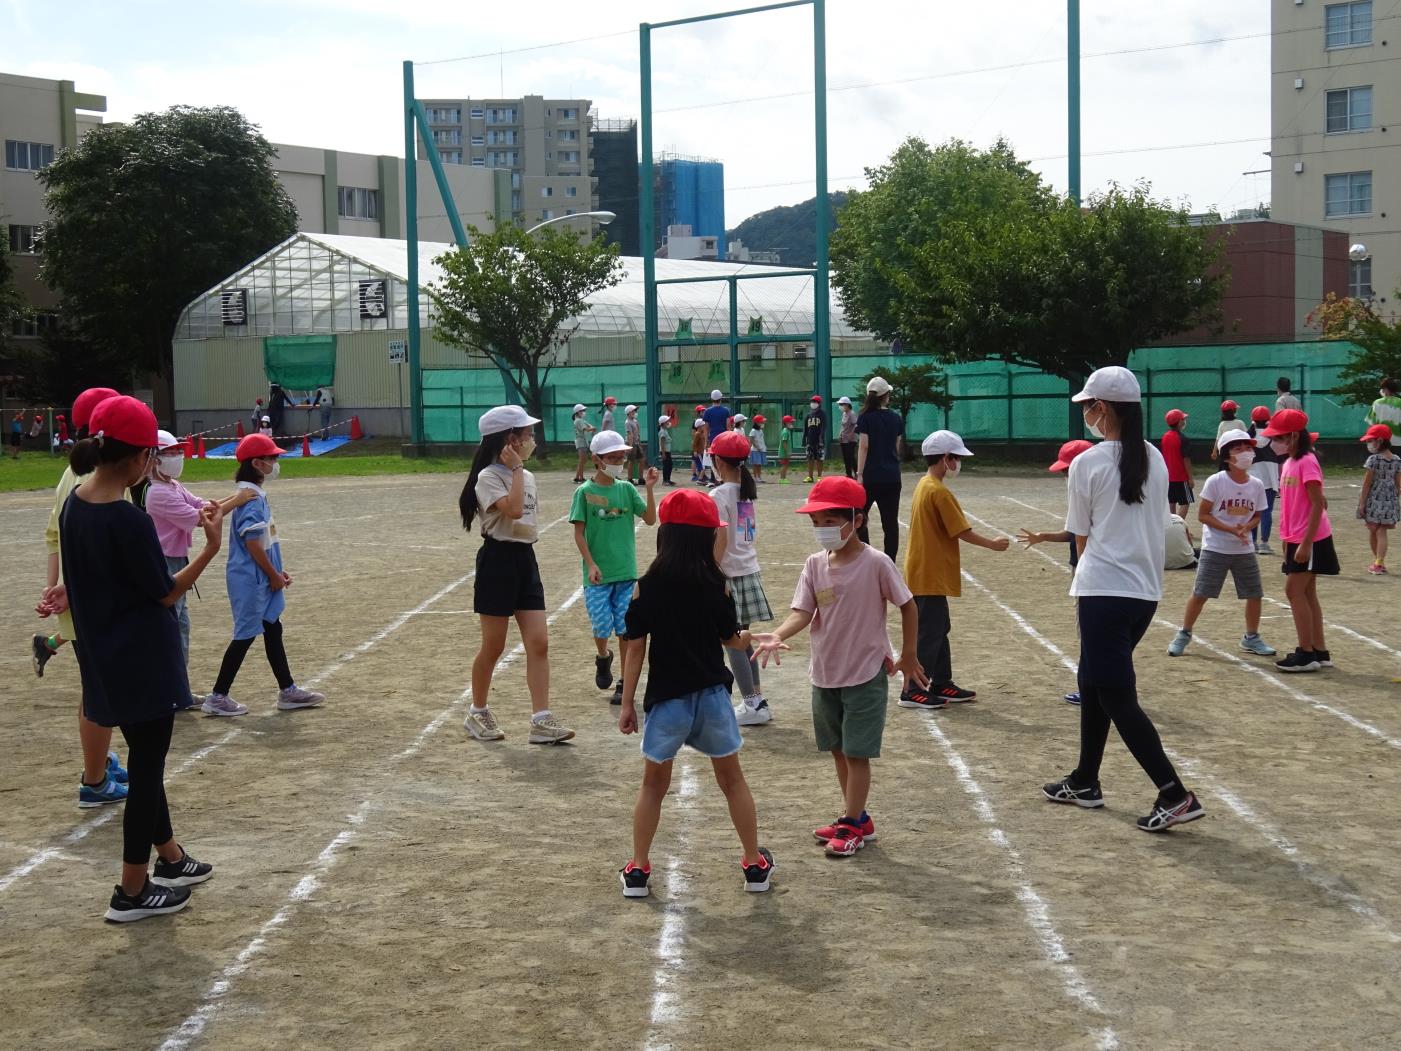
[855,375,905,559]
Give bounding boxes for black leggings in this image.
[1074,597,1182,793]
[118,716,174,864]
[213,619,294,695]
[857,480,902,561]
[661,451,673,484]
[840,442,858,478]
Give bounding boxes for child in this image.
[1358,423,1400,574]
[778,414,795,483]
[624,404,645,483]
[657,413,676,486]
[690,417,706,484]
[1263,409,1337,672]
[258,415,273,438]
[1160,408,1195,523]
[618,488,774,898]
[601,396,617,435]
[9,410,21,458]
[709,431,775,726]
[1211,400,1241,466]
[1166,428,1276,659]
[1248,405,1280,555]
[754,476,926,857]
[460,405,574,743]
[901,430,1009,708]
[55,413,71,447]
[571,403,595,484]
[250,397,264,434]
[41,396,222,921]
[571,429,659,704]
[749,414,768,483]
[30,412,44,443]
[203,433,325,716]
[802,396,827,482]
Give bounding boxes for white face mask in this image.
[1230,449,1256,468]
[810,403,820,411]
[946,457,961,478]
[1367,440,1381,454]
[1083,403,1105,439]
[518,438,537,461]
[261,459,280,481]
[603,462,627,479]
[158,454,185,479]
[1269,438,1290,456]
[814,523,849,551]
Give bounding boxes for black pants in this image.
[913,595,953,688]
[118,716,174,864]
[857,480,902,560]
[1073,597,1181,791]
[661,451,673,484]
[213,619,294,695]
[840,442,858,478]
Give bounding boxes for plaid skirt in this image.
[728,570,774,626]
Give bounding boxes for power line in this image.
[414,30,634,67]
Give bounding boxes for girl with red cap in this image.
[1357,423,1400,574]
[40,395,224,920]
[1247,406,1280,555]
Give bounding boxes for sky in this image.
[1,0,1274,228]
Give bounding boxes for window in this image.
[4,140,55,171]
[426,107,460,124]
[8,224,41,253]
[433,128,461,146]
[541,209,554,221]
[1326,87,1372,132]
[471,158,485,167]
[470,135,484,146]
[487,107,517,124]
[541,186,553,198]
[469,107,484,119]
[485,151,518,168]
[565,186,578,198]
[558,107,577,120]
[337,186,380,220]
[558,150,580,164]
[511,172,521,189]
[511,192,521,211]
[10,311,56,339]
[1325,2,1372,48]
[1324,171,1372,216]
[487,129,517,145]
[565,208,576,216]
[1349,258,1374,298]
[440,149,462,165]
[559,129,578,142]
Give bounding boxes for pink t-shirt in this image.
[145,479,207,557]
[1278,453,1332,544]
[792,544,913,688]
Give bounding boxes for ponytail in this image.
[1103,400,1148,505]
[69,435,143,477]
[718,455,756,500]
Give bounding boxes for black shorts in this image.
[1167,481,1194,506]
[7,432,20,447]
[473,538,546,616]
[1282,535,1340,576]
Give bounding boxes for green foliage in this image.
[0,247,24,375]
[859,363,951,434]
[37,106,297,401]
[1307,292,1401,407]
[725,192,847,266]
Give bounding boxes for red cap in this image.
[604,396,617,405]
[72,387,121,428]
[235,433,284,461]
[796,475,867,514]
[88,396,157,448]
[1361,423,1393,443]
[752,414,766,424]
[1221,399,1239,412]
[1049,439,1094,473]
[659,488,725,528]
[33,414,42,421]
[1262,408,1309,437]
[1164,409,1187,427]
[1250,405,1271,424]
[56,414,65,421]
[710,431,752,459]
[694,404,705,413]
[809,395,823,403]
[782,414,795,424]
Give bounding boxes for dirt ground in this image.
[2,465,1400,1050]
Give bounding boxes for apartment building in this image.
[1271,0,1401,318]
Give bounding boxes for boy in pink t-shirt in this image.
[754,477,925,856]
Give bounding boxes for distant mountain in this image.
[725,192,849,266]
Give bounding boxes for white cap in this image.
[710,389,724,401]
[478,404,540,437]
[658,414,672,426]
[572,403,586,414]
[1072,366,1141,404]
[837,396,853,406]
[590,429,630,456]
[156,429,181,451]
[921,430,974,457]
[866,375,892,396]
[261,415,270,423]
[1217,428,1253,449]
[625,404,637,414]
[733,412,748,422]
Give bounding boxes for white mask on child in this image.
[518,438,537,461]
[1367,440,1381,454]
[1269,438,1290,456]
[814,524,849,551]
[946,457,961,478]
[158,454,185,479]
[262,459,281,481]
[603,463,627,479]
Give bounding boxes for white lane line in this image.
[158,586,586,1051]
[643,762,700,1048]
[1001,495,1062,519]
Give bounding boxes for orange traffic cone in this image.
[350,415,363,440]
[196,435,207,459]
[236,419,245,438]
[184,434,195,458]
[301,432,312,457]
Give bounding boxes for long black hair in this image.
[236,460,265,485]
[70,435,144,477]
[1287,428,1314,460]
[642,522,727,598]
[716,455,757,500]
[862,390,886,414]
[1103,400,1148,505]
[459,428,526,529]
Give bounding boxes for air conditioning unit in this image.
[792,343,809,360]
[220,289,248,326]
[359,279,387,320]
[1294,161,1305,174]
[1294,77,1305,90]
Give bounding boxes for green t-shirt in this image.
[779,426,793,452]
[569,479,647,584]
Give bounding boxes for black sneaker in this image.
[1042,775,1104,809]
[897,687,947,710]
[611,680,624,706]
[619,861,650,899]
[935,684,977,703]
[595,651,614,691]
[1313,649,1333,668]
[1063,692,1082,705]
[1136,791,1205,833]
[743,847,775,893]
[151,847,214,888]
[1275,648,1320,673]
[32,634,54,678]
[104,880,191,922]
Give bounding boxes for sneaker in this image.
[104,881,191,922]
[277,684,325,710]
[1239,633,1276,657]
[595,651,614,691]
[742,847,776,892]
[106,751,128,785]
[31,634,55,678]
[803,476,814,484]
[619,861,650,898]
[78,775,128,809]
[897,688,948,710]
[1063,692,1082,705]
[1368,562,1384,575]
[611,680,624,706]
[934,684,977,703]
[1275,648,1320,673]
[201,692,249,717]
[779,479,790,485]
[814,813,876,843]
[1167,629,1192,657]
[151,848,214,888]
[1041,775,1104,809]
[1313,649,1333,668]
[1136,791,1205,833]
[824,820,866,857]
[1256,542,1274,555]
[736,700,772,726]
[528,714,576,745]
[463,707,505,741]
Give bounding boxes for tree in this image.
[1307,291,1401,407]
[428,224,623,448]
[725,191,848,266]
[0,246,24,376]
[37,106,297,404]
[859,362,950,454]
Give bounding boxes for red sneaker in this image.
[813,813,876,843]
[824,822,865,857]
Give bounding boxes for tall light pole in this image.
[525,210,616,235]
[1067,0,1080,205]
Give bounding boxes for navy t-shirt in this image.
[60,492,187,727]
[804,409,827,447]
[856,409,904,484]
[702,404,732,444]
[625,575,738,712]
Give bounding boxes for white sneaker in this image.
[201,693,248,717]
[528,714,576,745]
[277,684,325,710]
[464,707,505,741]
[736,701,772,726]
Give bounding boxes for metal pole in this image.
[729,276,741,403]
[813,0,832,433]
[412,100,469,247]
[640,23,660,459]
[1067,0,1081,205]
[403,60,425,446]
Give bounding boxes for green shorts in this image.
[811,667,889,758]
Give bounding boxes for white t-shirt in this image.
[709,482,760,578]
[1165,513,1197,570]
[475,464,538,543]
[1065,441,1169,601]
[1199,470,1265,555]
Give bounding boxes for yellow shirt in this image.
[904,474,970,597]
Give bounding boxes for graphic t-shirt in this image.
[804,409,827,448]
[1278,453,1332,544]
[569,478,646,584]
[904,474,970,596]
[1367,396,1401,436]
[475,465,539,543]
[1199,470,1265,554]
[710,482,760,578]
[1160,429,1192,483]
[625,575,737,712]
[792,545,913,688]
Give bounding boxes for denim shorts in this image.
[640,683,742,763]
[584,580,634,638]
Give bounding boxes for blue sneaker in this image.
[106,751,128,784]
[1239,633,1277,657]
[79,775,128,809]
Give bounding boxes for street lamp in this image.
[1350,242,1370,262]
[525,210,615,235]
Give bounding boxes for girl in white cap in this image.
[460,405,574,744]
[571,403,595,484]
[1041,365,1205,833]
[624,404,644,483]
[657,413,676,485]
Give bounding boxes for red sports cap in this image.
[752,414,766,424]
[659,488,725,528]
[809,394,822,403]
[1049,439,1094,472]
[1250,405,1271,424]
[1164,409,1187,427]
[71,387,121,429]
[710,431,752,459]
[694,404,705,413]
[1220,399,1239,412]
[782,415,795,424]
[235,433,284,461]
[1361,423,1393,443]
[796,475,867,514]
[1261,408,1309,437]
[88,396,158,448]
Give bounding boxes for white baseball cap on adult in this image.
[710,389,724,401]
[590,429,631,456]
[572,403,587,414]
[921,430,974,457]
[658,414,672,426]
[1071,366,1141,404]
[478,404,540,437]
[837,396,853,407]
[866,375,892,396]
